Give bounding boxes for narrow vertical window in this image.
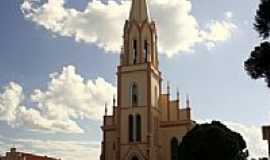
[129,115,133,142]
[131,84,138,107]
[144,40,148,62]
[113,142,116,150]
[171,137,178,160]
[133,40,137,64]
[136,114,141,142]
[133,114,136,141]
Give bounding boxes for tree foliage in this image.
[255,0,270,39]
[178,121,249,160]
[245,42,270,87]
[245,0,270,88]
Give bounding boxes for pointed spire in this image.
[129,0,151,22]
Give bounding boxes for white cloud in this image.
[30,65,116,121]
[150,0,202,56]
[0,82,23,124]
[201,20,237,42]
[21,0,237,57]
[21,0,129,52]
[200,20,236,49]
[0,65,116,133]
[225,121,268,159]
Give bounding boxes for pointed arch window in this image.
[133,40,137,64]
[129,115,134,142]
[136,114,141,141]
[144,40,148,63]
[128,114,142,143]
[131,83,138,107]
[171,137,179,160]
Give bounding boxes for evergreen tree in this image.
[245,0,270,88]
[178,121,249,160]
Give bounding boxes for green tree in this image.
[245,0,270,88]
[178,121,249,160]
[245,42,270,88]
[255,0,270,39]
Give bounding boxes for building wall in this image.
[102,96,195,160]
[119,65,148,108]
[150,71,160,107]
[104,130,117,160]
[159,123,193,160]
[159,94,169,121]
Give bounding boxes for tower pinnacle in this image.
[129,0,151,22]
[105,103,108,116]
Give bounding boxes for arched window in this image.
[131,83,138,107]
[129,115,134,142]
[144,40,148,63]
[128,114,141,143]
[136,114,141,142]
[171,137,178,160]
[133,40,137,64]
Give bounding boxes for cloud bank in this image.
[0,121,266,160]
[0,65,116,133]
[21,0,236,57]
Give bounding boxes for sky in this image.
[0,0,269,159]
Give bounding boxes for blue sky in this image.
[0,0,269,159]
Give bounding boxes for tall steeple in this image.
[100,0,194,160]
[129,0,151,22]
[121,0,158,67]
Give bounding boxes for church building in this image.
[100,0,195,160]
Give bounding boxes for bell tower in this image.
[119,0,160,107]
[117,0,161,159]
[100,1,194,160]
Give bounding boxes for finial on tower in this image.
[113,94,116,107]
[186,94,190,109]
[177,88,180,101]
[129,0,151,22]
[167,81,170,95]
[105,103,108,116]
